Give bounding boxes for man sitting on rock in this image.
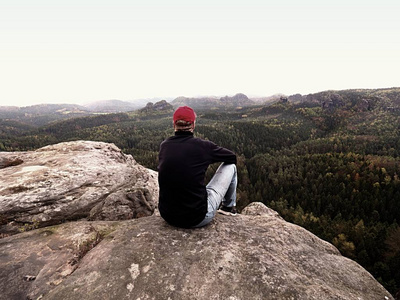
[158,106,238,228]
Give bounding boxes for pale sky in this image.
[1,0,399,107]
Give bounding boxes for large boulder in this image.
[0,203,393,300]
[0,141,158,235]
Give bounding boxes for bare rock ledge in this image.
[0,141,158,235]
[0,205,392,300]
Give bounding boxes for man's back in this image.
[158,131,236,227]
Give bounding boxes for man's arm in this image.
[210,142,237,165]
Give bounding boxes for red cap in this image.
[173,106,196,124]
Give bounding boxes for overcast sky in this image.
[1,0,399,107]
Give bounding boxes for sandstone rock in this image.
[0,141,158,235]
[0,156,24,169]
[241,201,282,218]
[0,203,393,300]
[89,187,155,221]
[140,100,173,113]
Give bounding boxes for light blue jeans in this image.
[193,163,237,227]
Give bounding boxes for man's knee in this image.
[221,162,236,173]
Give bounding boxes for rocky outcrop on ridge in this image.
[0,141,393,299]
[140,100,173,113]
[220,93,254,107]
[0,141,158,235]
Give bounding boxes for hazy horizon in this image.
[1,0,399,107]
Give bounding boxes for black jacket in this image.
[158,131,237,227]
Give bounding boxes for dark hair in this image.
[175,120,194,131]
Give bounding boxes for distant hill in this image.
[171,96,220,109]
[290,87,400,109]
[83,98,175,113]
[83,100,139,113]
[171,93,255,109]
[1,88,399,127]
[251,94,287,104]
[0,104,91,127]
[0,103,89,116]
[220,93,254,107]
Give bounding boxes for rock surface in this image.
[0,141,158,235]
[0,203,393,300]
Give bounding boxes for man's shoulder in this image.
[161,134,215,148]
[192,136,215,146]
